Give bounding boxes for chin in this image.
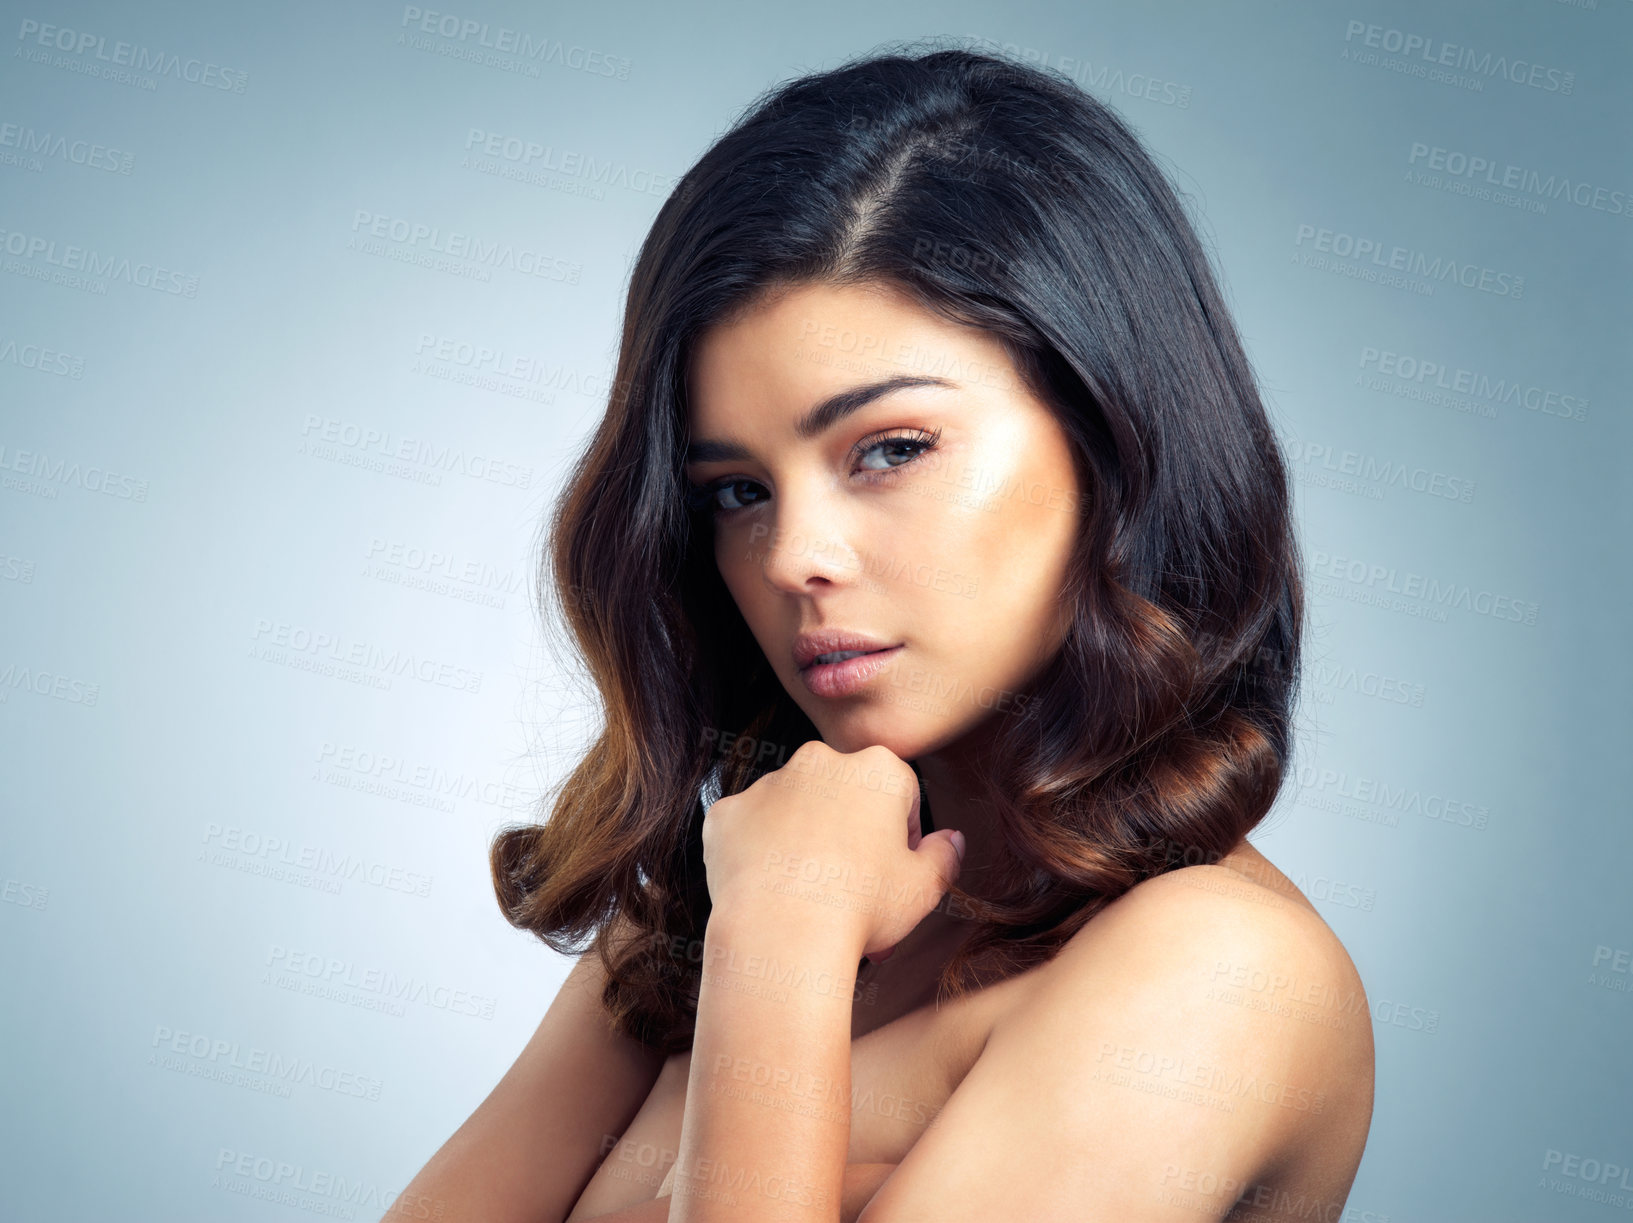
[806,706,957,762]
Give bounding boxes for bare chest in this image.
[564,967,1031,1221]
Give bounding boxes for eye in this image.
[853,427,942,473]
[684,477,767,515]
[684,426,943,518]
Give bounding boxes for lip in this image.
[797,644,904,699]
[793,629,902,672]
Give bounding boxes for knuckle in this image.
[700,796,734,837]
[859,743,904,770]
[859,744,913,787]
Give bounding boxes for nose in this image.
[747,492,860,595]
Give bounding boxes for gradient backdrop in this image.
[2,1,1629,1219]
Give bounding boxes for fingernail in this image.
[950,831,966,861]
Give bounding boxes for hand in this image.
[700,741,965,964]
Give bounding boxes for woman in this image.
[389,42,1374,1223]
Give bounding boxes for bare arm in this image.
[663,903,861,1222]
[384,923,667,1223]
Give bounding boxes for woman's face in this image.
[684,279,1082,761]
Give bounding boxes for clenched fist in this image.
[699,740,965,965]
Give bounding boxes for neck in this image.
[851,719,1012,1020]
[911,718,1010,906]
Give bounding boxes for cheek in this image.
[714,533,753,604]
[888,498,987,595]
[713,526,784,652]
[714,522,762,587]
[895,446,1026,567]
[899,440,1078,633]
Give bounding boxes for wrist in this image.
[704,895,867,983]
[695,901,868,1018]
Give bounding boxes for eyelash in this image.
[684,426,943,517]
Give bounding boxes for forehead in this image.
[685,280,1018,430]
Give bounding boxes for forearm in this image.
[667,902,861,1223]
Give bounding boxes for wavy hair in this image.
[490,40,1304,1053]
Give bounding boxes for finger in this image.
[916,829,965,893]
[905,776,923,852]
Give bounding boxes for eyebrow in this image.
[683,374,956,464]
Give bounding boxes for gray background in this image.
[1,1,1628,1219]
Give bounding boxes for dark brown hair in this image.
[491,40,1304,1053]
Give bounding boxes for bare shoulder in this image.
[1042,856,1377,1144]
[1070,855,1370,998]
[856,856,1376,1220]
